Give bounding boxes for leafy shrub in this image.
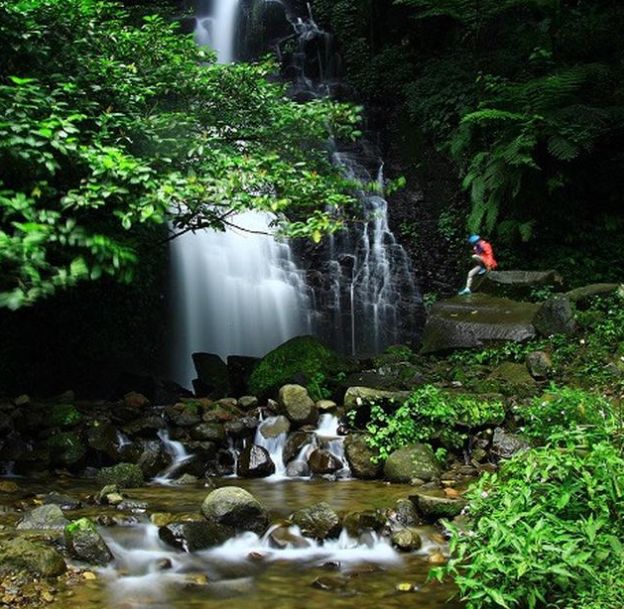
[519,385,615,445]
[436,442,624,609]
[352,385,505,461]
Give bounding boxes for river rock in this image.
[166,405,202,428]
[123,391,150,410]
[278,385,318,426]
[286,460,309,477]
[384,444,441,483]
[96,462,144,488]
[0,538,66,576]
[122,415,166,437]
[224,416,258,439]
[64,518,113,565]
[533,295,577,336]
[238,396,259,410]
[17,504,69,530]
[343,510,386,537]
[260,415,290,439]
[87,420,121,460]
[42,492,81,510]
[410,493,467,520]
[391,528,422,552]
[308,449,342,475]
[344,433,382,479]
[343,387,410,410]
[421,294,540,353]
[192,353,230,399]
[171,473,199,486]
[46,431,86,468]
[191,422,226,442]
[526,351,553,380]
[283,430,311,464]
[201,487,269,535]
[237,445,276,478]
[267,525,311,549]
[137,439,170,478]
[393,498,420,527]
[316,400,337,412]
[159,521,233,552]
[491,428,530,459]
[290,502,341,540]
[96,484,125,506]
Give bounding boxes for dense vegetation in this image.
[311,0,624,284]
[0,0,360,309]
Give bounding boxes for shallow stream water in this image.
[0,477,460,609]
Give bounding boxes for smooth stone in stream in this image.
[286,460,309,477]
[42,492,81,510]
[237,444,276,478]
[410,493,467,520]
[344,433,382,479]
[159,521,234,552]
[290,502,341,540]
[343,510,386,537]
[201,487,269,535]
[391,528,422,552]
[282,430,311,464]
[308,448,342,475]
[260,415,290,438]
[17,504,69,530]
[392,498,420,527]
[267,525,311,549]
[64,518,113,565]
[278,385,318,426]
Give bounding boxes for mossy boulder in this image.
[290,502,341,540]
[391,527,422,552]
[343,387,410,410]
[17,504,69,530]
[49,404,82,428]
[410,493,467,521]
[159,521,233,552]
[64,518,113,565]
[96,462,144,488]
[201,487,268,535]
[344,434,382,479]
[46,432,86,467]
[248,336,348,397]
[384,444,441,483]
[0,538,66,577]
[278,384,318,426]
[489,362,537,390]
[534,295,577,337]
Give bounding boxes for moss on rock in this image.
[96,462,144,488]
[248,336,349,397]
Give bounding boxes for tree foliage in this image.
[0,0,361,308]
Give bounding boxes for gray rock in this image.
[0,538,66,576]
[201,487,269,535]
[191,423,226,443]
[384,444,441,483]
[344,434,382,479]
[391,528,422,552]
[192,353,230,399]
[224,416,258,439]
[316,400,337,412]
[278,385,318,426]
[410,493,467,520]
[474,270,564,299]
[343,387,410,410]
[283,430,312,464]
[238,396,259,410]
[290,502,341,540]
[42,492,81,510]
[137,439,171,478]
[259,416,290,439]
[267,525,311,549]
[489,362,537,388]
[343,510,386,537]
[393,498,420,527]
[159,521,233,552]
[491,428,530,460]
[17,504,68,530]
[96,463,144,488]
[171,473,199,486]
[237,445,276,478]
[566,283,620,305]
[286,460,309,477]
[533,295,577,336]
[308,449,342,475]
[421,294,540,353]
[526,351,553,380]
[95,484,125,506]
[64,518,113,565]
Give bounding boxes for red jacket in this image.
[474,239,498,270]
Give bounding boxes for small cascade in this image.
[116,430,131,449]
[153,429,194,485]
[254,415,288,477]
[195,0,240,63]
[314,413,350,477]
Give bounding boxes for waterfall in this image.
[169,2,315,389]
[153,429,194,484]
[254,415,288,477]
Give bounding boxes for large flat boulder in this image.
[565,283,620,306]
[421,294,540,354]
[475,270,564,299]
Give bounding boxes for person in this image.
[458,234,497,295]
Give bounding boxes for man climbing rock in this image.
[458,234,497,295]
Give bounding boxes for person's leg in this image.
[466,265,483,290]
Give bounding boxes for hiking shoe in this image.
[458,288,471,296]
[478,268,487,275]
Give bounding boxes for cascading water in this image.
[169,2,315,389]
[153,429,195,484]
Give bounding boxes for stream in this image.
[0,477,460,609]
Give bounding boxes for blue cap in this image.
[468,234,480,245]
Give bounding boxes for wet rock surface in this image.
[201,487,269,535]
[383,444,441,483]
[237,445,276,478]
[64,518,113,565]
[290,502,341,540]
